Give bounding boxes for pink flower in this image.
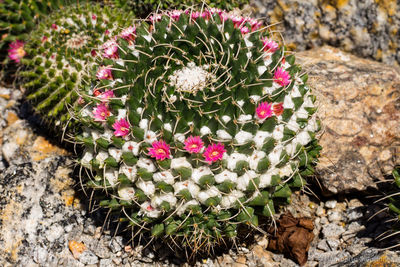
[92,14,97,20]
[184,136,204,154]
[105,29,110,35]
[91,49,97,57]
[112,118,130,137]
[100,90,114,101]
[273,67,291,87]
[203,143,226,164]
[201,10,210,19]
[273,102,284,116]
[96,65,113,80]
[191,11,201,20]
[92,103,111,121]
[256,102,273,120]
[41,36,48,43]
[8,40,26,63]
[240,26,250,35]
[120,26,136,42]
[51,24,57,30]
[148,140,170,161]
[169,10,183,21]
[102,40,119,59]
[262,37,279,53]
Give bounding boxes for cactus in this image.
[0,0,75,64]
[18,3,133,128]
[388,167,400,222]
[109,0,249,18]
[76,9,321,255]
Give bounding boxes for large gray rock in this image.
[251,0,400,66]
[297,46,400,195]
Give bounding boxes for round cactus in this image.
[76,9,321,254]
[0,0,72,63]
[18,3,133,128]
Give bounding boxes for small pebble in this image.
[325,200,337,209]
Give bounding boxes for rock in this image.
[336,248,400,266]
[250,0,400,67]
[327,211,343,222]
[324,200,337,209]
[346,207,364,221]
[316,251,351,267]
[100,258,115,267]
[297,46,400,195]
[321,223,345,239]
[78,250,99,265]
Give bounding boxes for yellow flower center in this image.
[211,151,219,156]
[157,149,165,154]
[17,47,25,57]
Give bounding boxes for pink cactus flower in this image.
[120,26,136,42]
[148,140,170,160]
[51,24,57,30]
[262,37,279,53]
[92,14,97,20]
[190,11,201,20]
[169,10,183,21]
[273,67,291,87]
[240,26,250,35]
[112,118,130,137]
[92,103,111,121]
[96,65,113,80]
[102,40,119,59]
[100,90,114,101]
[273,102,284,116]
[203,143,226,164]
[8,40,26,63]
[184,136,204,154]
[41,36,48,43]
[105,29,110,35]
[256,102,273,120]
[91,49,97,57]
[201,10,210,19]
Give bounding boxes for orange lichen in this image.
[364,254,397,267]
[68,240,86,259]
[30,136,69,161]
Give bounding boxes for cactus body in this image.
[19,3,133,128]
[0,0,74,63]
[76,9,321,253]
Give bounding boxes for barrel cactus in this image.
[76,9,321,254]
[0,0,71,63]
[18,3,133,128]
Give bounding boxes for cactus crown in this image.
[76,8,321,254]
[18,3,133,128]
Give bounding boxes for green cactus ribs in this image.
[18,3,133,129]
[76,8,321,255]
[0,0,76,64]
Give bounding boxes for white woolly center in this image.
[169,62,215,94]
